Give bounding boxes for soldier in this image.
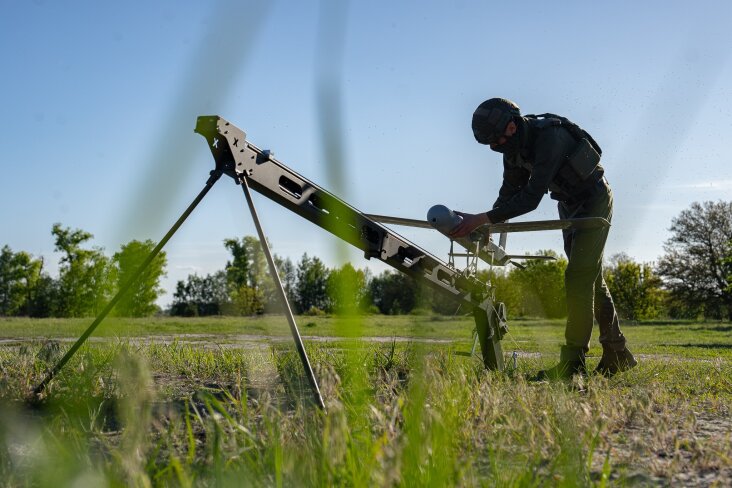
[450,98,636,379]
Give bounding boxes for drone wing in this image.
[365,215,609,233]
[366,214,609,267]
[481,217,610,234]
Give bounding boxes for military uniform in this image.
[485,116,627,364]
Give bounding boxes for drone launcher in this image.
[195,115,507,370]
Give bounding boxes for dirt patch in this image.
[596,407,732,486]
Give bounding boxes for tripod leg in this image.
[238,174,326,410]
[33,170,223,397]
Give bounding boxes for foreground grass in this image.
[0,316,731,486]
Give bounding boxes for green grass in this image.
[0,314,478,340]
[3,315,731,354]
[1,315,731,486]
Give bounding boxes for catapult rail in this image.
[195,115,506,369]
[195,116,494,309]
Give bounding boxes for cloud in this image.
[174,265,201,272]
[665,179,732,191]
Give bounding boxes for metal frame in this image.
[194,115,507,371]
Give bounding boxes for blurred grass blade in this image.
[119,0,271,241]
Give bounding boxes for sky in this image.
[1,0,731,307]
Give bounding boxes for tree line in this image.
[0,224,166,318]
[1,200,730,320]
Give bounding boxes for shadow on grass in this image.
[667,343,732,350]
[685,326,732,333]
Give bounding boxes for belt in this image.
[550,176,608,205]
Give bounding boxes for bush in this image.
[303,306,326,316]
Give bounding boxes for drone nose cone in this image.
[427,204,463,234]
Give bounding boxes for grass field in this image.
[1,315,731,486]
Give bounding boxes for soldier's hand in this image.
[449,211,491,239]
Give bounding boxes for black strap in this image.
[527,113,602,156]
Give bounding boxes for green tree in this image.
[509,251,567,318]
[295,254,330,313]
[656,201,732,320]
[326,263,369,314]
[275,255,297,307]
[27,271,58,318]
[223,237,253,289]
[225,236,258,314]
[228,285,264,316]
[170,271,229,316]
[224,236,282,314]
[473,268,523,319]
[0,245,43,316]
[112,240,167,317]
[368,270,420,315]
[604,253,663,320]
[52,224,114,317]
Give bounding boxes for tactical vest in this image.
[524,113,604,199]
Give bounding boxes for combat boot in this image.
[594,346,637,377]
[533,346,587,381]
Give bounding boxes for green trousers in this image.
[558,179,627,356]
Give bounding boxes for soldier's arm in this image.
[487,128,570,223]
[449,158,530,237]
[492,158,530,210]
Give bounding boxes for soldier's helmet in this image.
[471,98,521,145]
